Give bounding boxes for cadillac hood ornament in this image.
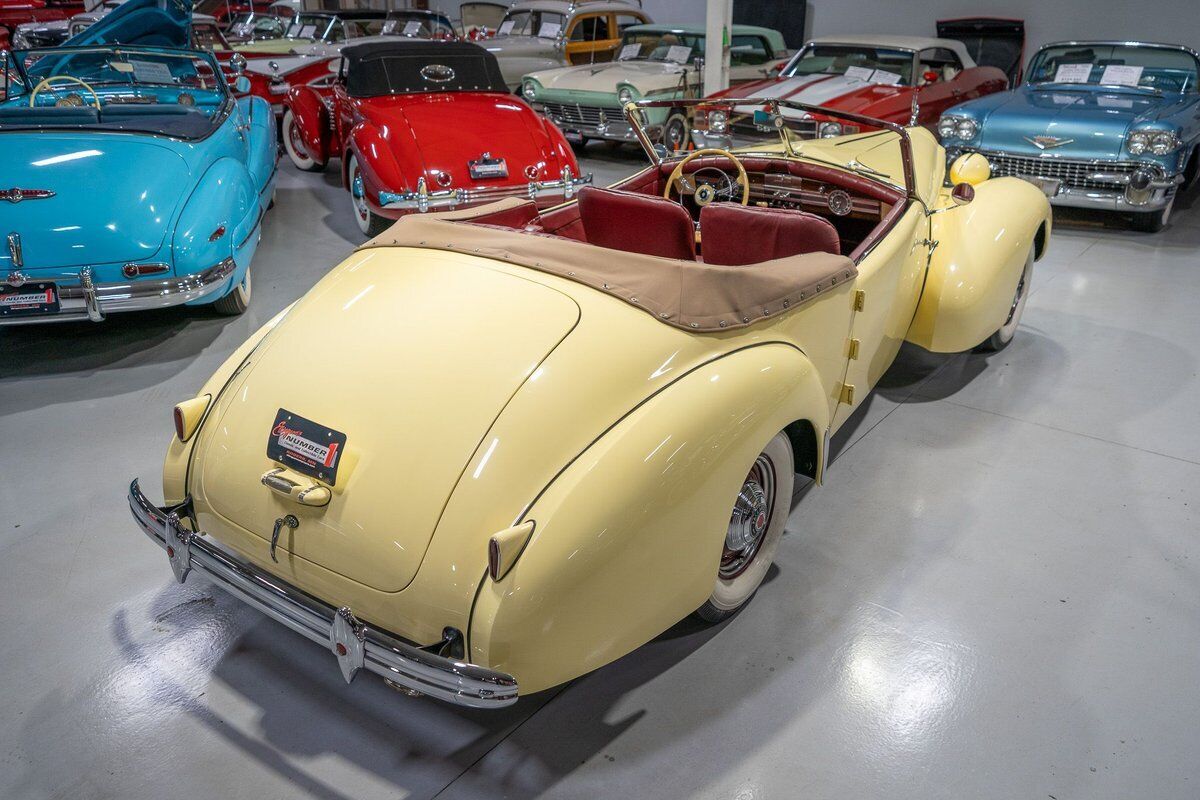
[1025,135,1074,150]
[1,188,56,203]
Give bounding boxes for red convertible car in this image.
[284,39,588,235]
[698,34,1007,141]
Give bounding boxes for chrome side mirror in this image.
[652,143,669,160]
[951,182,975,206]
[230,52,247,74]
[233,74,251,93]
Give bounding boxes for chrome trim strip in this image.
[127,480,519,708]
[0,257,236,325]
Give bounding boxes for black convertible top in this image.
[343,39,508,97]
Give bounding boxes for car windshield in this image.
[495,10,565,39]
[0,47,228,140]
[1027,44,1198,93]
[227,13,285,39]
[783,44,915,87]
[283,13,332,41]
[381,11,454,39]
[617,30,703,64]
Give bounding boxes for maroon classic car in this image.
[284,39,588,235]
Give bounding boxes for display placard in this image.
[618,43,641,61]
[870,69,901,85]
[1054,63,1093,83]
[537,21,560,38]
[844,65,874,82]
[496,19,514,35]
[129,59,175,84]
[665,44,692,64]
[1100,64,1143,86]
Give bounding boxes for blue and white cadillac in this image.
[938,41,1200,231]
[0,0,276,324]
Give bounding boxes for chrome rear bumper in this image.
[0,257,236,326]
[379,170,592,213]
[127,479,519,708]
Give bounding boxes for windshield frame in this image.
[627,96,916,199]
[1025,40,1200,94]
[616,29,704,65]
[781,42,919,88]
[2,45,234,140]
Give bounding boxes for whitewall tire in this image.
[282,108,323,172]
[212,267,251,316]
[696,432,794,622]
[977,246,1033,352]
[348,154,390,237]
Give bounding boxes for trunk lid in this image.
[194,249,581,592]
[0,134,190,272]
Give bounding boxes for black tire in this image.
[976,246,1033,352]
[695,432,794,623]
[568,136,588,154]
[282,108,324,172]
[348,154,391,237]
[211,267,252,316]
[661,112,690,153]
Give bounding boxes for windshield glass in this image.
[283,13,332,41]
[783,44,914,87]
[617,30,703,64]
[228,13,285,39]
[496,10,565,38]
[381,11,454,39]
[1,47,228,140]
[1027,44,1198,93]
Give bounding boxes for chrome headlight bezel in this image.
[1126,130,1150,155]
[521,80,537,101]
[937,115,979,142]
[1127,128,1180,156]
[1150,130,1181,155]
[708,109,728,133]
[818,121,843,138]
[937,115,958,139]
[617,86,635,105]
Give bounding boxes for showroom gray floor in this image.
[2,145,1198,800]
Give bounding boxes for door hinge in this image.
[839,383,856,405]
[848,338,860,360]
[853,290,866,311]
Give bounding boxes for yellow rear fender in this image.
[163,303,295,504]
[468,343,830,694]
[906,176,1051,353]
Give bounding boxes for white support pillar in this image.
[703,0,733,97]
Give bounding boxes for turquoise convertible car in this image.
[0,0,276,323]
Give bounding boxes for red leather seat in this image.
[577,186,695,260]
[700,203,841,266]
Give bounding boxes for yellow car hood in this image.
[191,248,580,592]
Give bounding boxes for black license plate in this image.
[267,408,347,484]
[468,156,508,180]
[0,282,58,316]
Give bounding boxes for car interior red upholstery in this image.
[577,186,696,260]
[700,204,841,265]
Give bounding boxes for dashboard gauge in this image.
[827,189,852,216]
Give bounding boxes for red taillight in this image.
[487,537,501,581]
[173,405,186,441]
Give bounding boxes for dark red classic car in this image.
[284,39,588,235]
[698,34,1008,142]
[0,0,82,47]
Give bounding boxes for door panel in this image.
[831,205,929,431]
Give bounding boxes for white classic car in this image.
[481,0,651,90]
[523,22,792,149]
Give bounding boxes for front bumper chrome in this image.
[379,170,592,213]
[127,479,519,708]
[0,257,236,326]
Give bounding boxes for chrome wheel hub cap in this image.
[721,456,776,579]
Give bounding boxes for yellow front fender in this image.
[906,177,1051,353]
[469,343,830,694]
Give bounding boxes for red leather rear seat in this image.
[700,203,841,265]
[577,186,695,260]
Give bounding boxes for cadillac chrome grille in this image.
[981,152,1141,190]
[541,102,623,128]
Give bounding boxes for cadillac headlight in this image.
[521,80,537,101]
[937,115,958,138]
[709,109,728,133]
[1126,130,1150,154]
[818,121,843,138]
[1150,130,1180,155]
[617,86,634,105]
[938,115,978,142]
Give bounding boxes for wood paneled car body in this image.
[130,97,1050,707]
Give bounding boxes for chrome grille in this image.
[541,102,623,128]
[981,152,1141,190]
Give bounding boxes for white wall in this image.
[434,0,1200,57]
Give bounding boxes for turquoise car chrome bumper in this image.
[0,257,236,325]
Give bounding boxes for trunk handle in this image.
[261,468,331,507]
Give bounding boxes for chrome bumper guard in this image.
[0,257,236,326]
[379,169,592,213]
[127,479,519,708]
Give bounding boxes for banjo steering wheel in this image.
[664,148,751,207]
[29,75,102,109]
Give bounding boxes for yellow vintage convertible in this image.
[128,98,1051,707]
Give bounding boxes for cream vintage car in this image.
[128,98,1050,707]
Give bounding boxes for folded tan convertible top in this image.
[363,199,858,333]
